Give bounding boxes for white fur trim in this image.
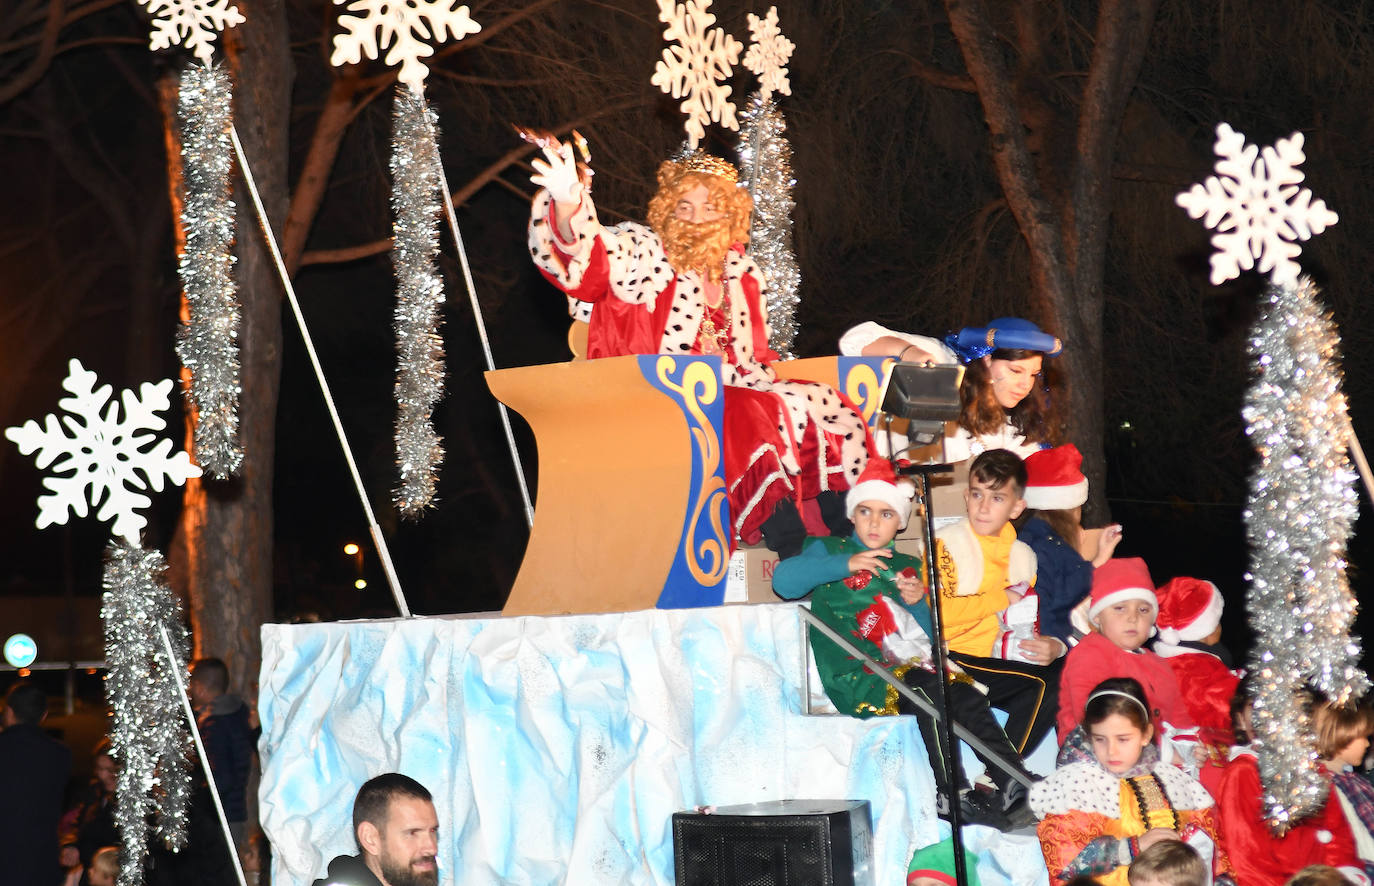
[1023,477,1088,511]
[846,479,915,529]
[1029,759,1213,820]
[1089,587,1158,624]
[1150,641,1228,663]
[935,520,1036,597]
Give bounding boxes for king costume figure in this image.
[526,139,871,554]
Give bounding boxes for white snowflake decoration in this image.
[139,0,244,65]
[1176,123,1338,286]
[331,0,482,92]
[651,0,743,149]
[743,6,793,101]
[5,359,202,546]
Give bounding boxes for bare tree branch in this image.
[298,97,648,267]
[0,0,65,105]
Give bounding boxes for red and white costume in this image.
[1058,632,1195,741]
[529,189,870,543]
[1214,749,1368,886]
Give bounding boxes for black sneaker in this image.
[1000,778,1040,830]
[950,789,1010,830]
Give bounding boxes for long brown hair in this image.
[959,347,1061,445]
[1017,506,1081,548]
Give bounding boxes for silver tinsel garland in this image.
[102,540,194,886]
[173,63,242,478]
[390,84,446,517]
[737,92,800,359]
[1243,276,1369,828]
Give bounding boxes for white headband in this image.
[1086,689,1150,719]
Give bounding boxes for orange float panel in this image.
[486,357,693,615]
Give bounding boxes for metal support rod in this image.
[1347,417,1374,506]
[158,625,249,886]
[797,609,1036,792]
[229,124,411,619]
[910,462,969,886]
[430,125,535,529]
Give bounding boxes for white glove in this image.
[530,142,584,208]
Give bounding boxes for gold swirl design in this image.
[845,359,894,426]
[655,356,729,585]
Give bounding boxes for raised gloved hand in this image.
[530,141,585,208]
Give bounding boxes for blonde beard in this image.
[659,215,734,281]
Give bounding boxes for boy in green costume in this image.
[774,457,1037,829]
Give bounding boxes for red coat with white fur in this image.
[1058,631,1195,740]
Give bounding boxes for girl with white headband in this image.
[1029,677,1231,886]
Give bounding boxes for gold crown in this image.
[674,149,739,183]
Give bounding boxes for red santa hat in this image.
[1155,577,1224,644]
[846,457,916,529]
[1022,444,1089,511]
[1088,557,1157,625]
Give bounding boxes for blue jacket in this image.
[1016,517,1091,644]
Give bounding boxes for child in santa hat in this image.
[1015,444,1122,648]
[1056,558,1195,747]
[1150,577,1241,746]
[774,456,1039,829]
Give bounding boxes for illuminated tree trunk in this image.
[169,0,290,700]
[943,0,1160,521]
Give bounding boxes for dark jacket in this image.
[1016,516,1092,645]
[312,854,385,886]
[0,722,72,886]
[196,693,255,823]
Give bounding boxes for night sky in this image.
[4,1,1374,676]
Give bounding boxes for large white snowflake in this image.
[1176,123,1338,286]
[4,359,202,546]
[742,5,793,101]
[651,0,742,149]
[139,0,244,65]
[331,0,482,92]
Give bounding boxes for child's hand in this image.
[1093,524,1123,567]
[1017,635,1065,665]
[848,548,892,576]
[895,567,926,604]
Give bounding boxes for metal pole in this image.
[158,625,249,886]
[798,609,1035,791]
[912,463,968,886]
[431,136,535,530]
[229,124,411,619]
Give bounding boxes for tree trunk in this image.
[944,0,1160,524]
[169,0,291,702]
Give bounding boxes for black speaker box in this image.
[671,799,874,886]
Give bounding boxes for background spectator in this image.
[0,681,72,886]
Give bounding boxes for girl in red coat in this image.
[1057,559,1195,745]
